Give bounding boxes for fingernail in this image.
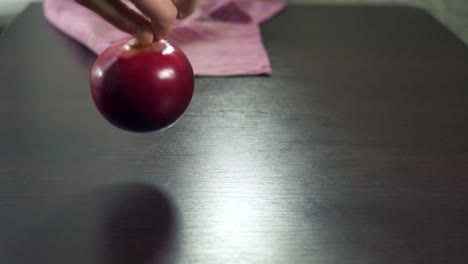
[136,30,154,45]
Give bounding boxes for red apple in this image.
[90,39,194,132]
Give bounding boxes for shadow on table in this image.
[7,182,178,264]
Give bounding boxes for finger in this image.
[173,0,199,18]
[76,0,154,44]
[130,0,178,40]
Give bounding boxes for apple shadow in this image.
[7,182,178,264]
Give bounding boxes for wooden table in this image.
[1,4,467,264]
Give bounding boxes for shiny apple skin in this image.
[90,39,194,132]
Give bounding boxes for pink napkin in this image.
[43,0,285,76]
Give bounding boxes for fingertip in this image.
[152,24,172,41]
[136,30,155,44]
[131,0,177,39]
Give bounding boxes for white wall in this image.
[0,0,41,14]
[0,0,41,26]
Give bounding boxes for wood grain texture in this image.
[1,4,468,264]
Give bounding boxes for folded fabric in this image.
[43,0,285,76]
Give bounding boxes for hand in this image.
[76,0,198,44]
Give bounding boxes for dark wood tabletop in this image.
[1,3,468,264]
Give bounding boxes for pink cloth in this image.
[43,0,285,76]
